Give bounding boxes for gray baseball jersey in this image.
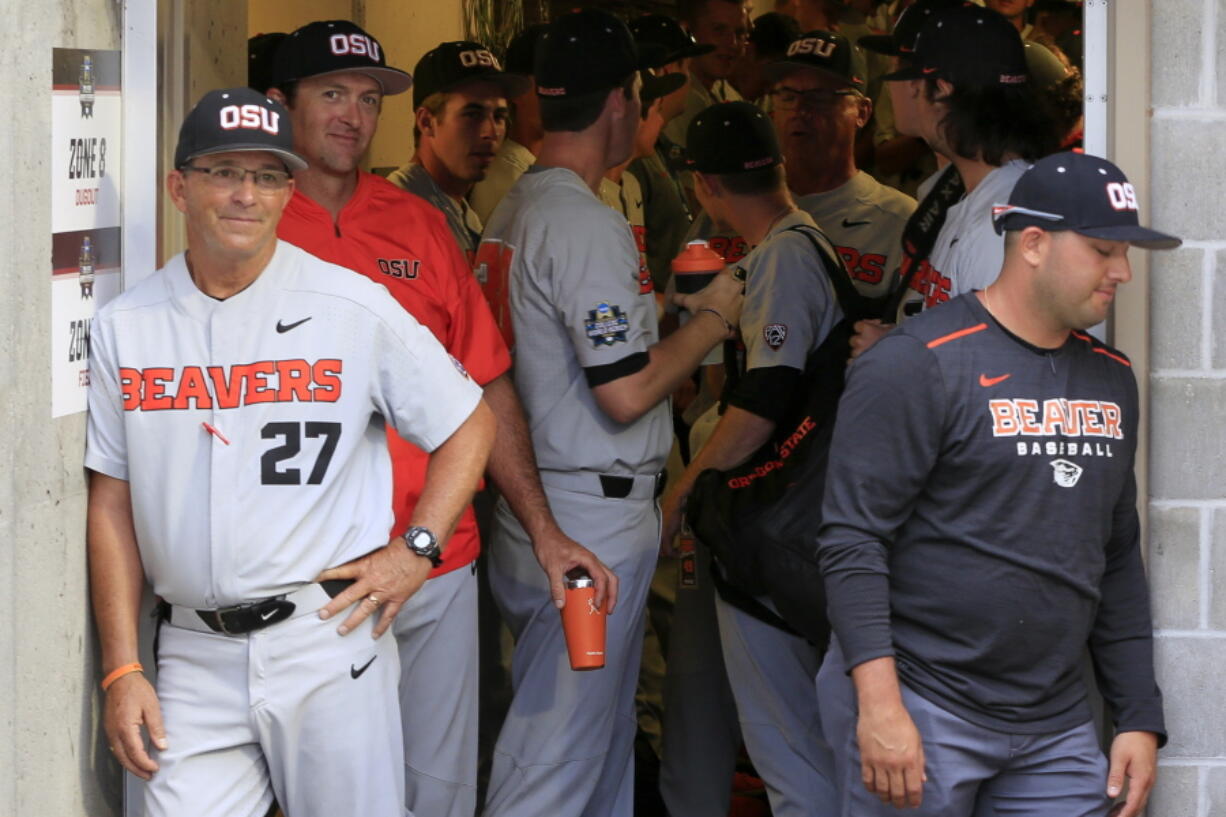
[482,166,671,475]
[389,161,484,259]
[738,211,842,374]
[910,159,1028,310]
[795,170,916,300]
[85,239,483,608]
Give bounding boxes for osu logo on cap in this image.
[329,32,382,62]
[219,104,281,135]
[458,48,499,68]
[788,37,837,58]
[1105,181,1139,212]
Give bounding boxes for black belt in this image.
[158,579,354,636]
[599,472,667,499]
[540,469,667,500]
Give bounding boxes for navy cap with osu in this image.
[271,20,412,96]
[992,152,1181,250]
[174,87,307,171]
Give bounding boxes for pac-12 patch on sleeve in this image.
[763,323,788,350]
[448,354,471,380]
[585,303,630,347]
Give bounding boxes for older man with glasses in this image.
[767,30,915,302]
[85,87,494,817]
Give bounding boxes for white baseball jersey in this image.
[85,239,483,608]
[599,172,654,298]
[795,170,916,300]
[911,159,1028,309]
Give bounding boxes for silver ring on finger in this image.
[367,595,380,606]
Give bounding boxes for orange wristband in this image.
[101,662,144,691]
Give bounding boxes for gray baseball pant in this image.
[394,564,480,817]
[483,482,659,817]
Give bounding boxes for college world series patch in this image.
[585,303,630,346]
[764,323,787,350]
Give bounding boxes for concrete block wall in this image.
[1146,0,1226,814]
[0,4,124,816]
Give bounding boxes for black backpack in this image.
[685,170,965,647]
[685,224,873,648]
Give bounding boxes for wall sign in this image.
[52,48,122,417]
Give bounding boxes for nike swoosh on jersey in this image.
[276,317,312,333]
[351,655,377,679]
[841,218,871,228]
[979,373,1012,387]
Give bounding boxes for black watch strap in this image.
[404,526,443,568]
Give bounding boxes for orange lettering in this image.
[1072,401,1104,436]
[276,359,314,402]
[208,365,245,409]
[312,359,342,402]
[1015,399,1041,434]
[243,360,277,404]
[141,367,174,410]
[1040,399,1069,435]
[172,366,213,410]
[1101,402,1123,440]
[989,399,1020,436]
[119,367,141,411]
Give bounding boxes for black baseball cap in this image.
[535,9,666,98]
[684,101,782,175]
[174,87,307,171]
[412,41,531,109]
[749,12,802,58]
[641,70,688,107]
[249,32,287,93]
[859,0,967,56]
[992,152,1181,250]
[881,5,1028,88]
[765,30,867,91]
[629,14,714,63]
[271,20,412,95]
[505,24,550,76]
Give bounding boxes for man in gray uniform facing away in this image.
[817,152,1173,817]
[478,11,745,817]
[660,100,843,817]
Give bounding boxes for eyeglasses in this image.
[770,87,857,112]
[181,164,292,192]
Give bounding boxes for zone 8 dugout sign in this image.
[51,48,122,418]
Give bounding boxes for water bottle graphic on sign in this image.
[79,55,95,118]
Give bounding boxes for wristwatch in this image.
[404,526,443,568]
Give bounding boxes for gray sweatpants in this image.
[816,639,1112,817]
